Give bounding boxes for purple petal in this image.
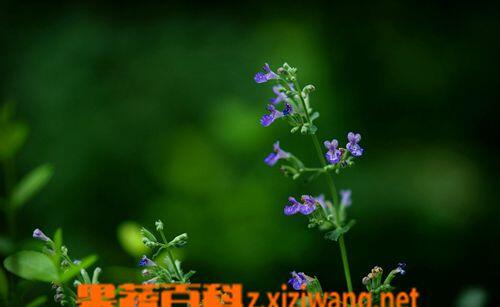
[264,153,279,166]
[283,103,293,115]
[284,204,300,215]
[346,143,364,157]
[254,72,268,83]
[260,114,275,127]
[326,149,342,164]
[299,204,316,215]
[339,189,352,207]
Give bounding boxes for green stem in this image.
[293,79,354,292]
[159,231,183,281]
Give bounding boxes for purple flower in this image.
[288,271,308,290]
[346,132,364,157]
[300,195,317,215]
[284,195,318,216]
[339,190,352,207]
[270,85,288,104]
[264,141,291,166]
[260,104,283,127]
[33,228,51,242]
[254,63,279,83]
[395,262,406,275]
[324,139,342,164]
[284,197,301,215]
[138,255,156,267]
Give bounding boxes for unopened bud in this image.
[155,220,164,231]
[169,233,188,248]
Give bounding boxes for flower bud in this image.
[302,84,316,94]
[33,228,51,242]
[362,277,370,285]
[169,233,188,248]
[155,220,164,231]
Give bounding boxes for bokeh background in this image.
[1,1,498,306]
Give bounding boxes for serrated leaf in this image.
[3,251,58,282]
[9,164,53,209]
[324,220,356,241]
[60,254,98,283]
[26,295,47,307]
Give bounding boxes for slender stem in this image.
[293,79,354,292]
[159,231,183,281]
[338,236,353,292]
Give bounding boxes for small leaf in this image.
[0,267,8,299]
[310,112,320,122]
[324,220,356,241]
[306,277,323,294]
[60,254,98,283]
[308,124,318,135]
[26,296,47,307]
[183,270,196,280]
[9,164,54,209]
[3,251,58,282]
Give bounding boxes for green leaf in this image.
[0,267,8,299]
[308,124,318,135]
[117,222,149,258]
[324,220,356,241]
[310,112,320,122]
[0,122,29,161]
[26,295,47,307]
[3,251,58,282]
[9,164,54,209]
[60,254,98,283]
[183,270,196,281]
[306,277,323,294]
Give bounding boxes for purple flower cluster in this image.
[255,63,294,127]
[284,195,319,216]
[261,103,293,127]
[264,141,290,166]
[288,271,308,290]
[324,132,364,164]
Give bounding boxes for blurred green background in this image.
[1,1,498,305]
